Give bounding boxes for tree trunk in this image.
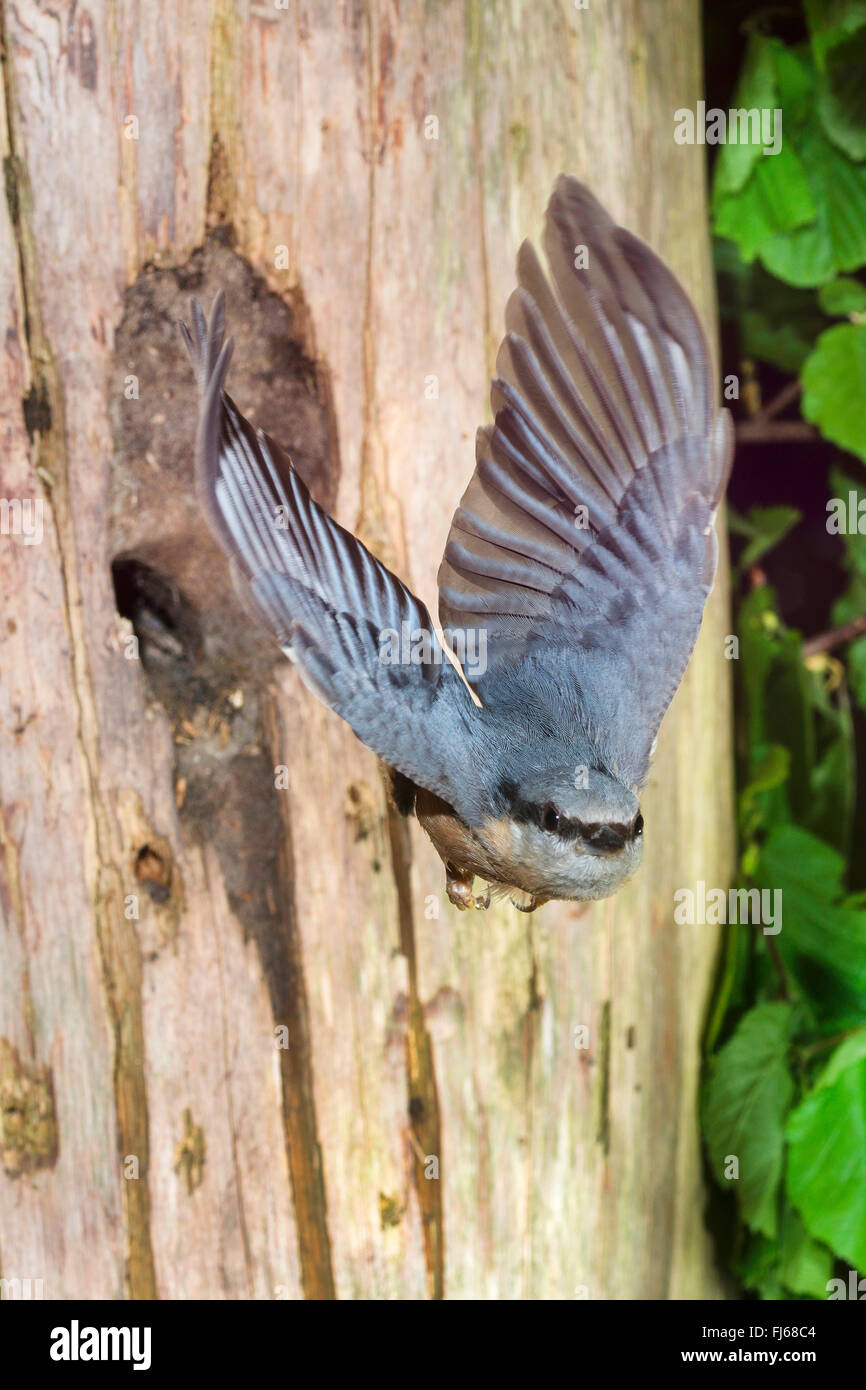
[0,0,733,1299]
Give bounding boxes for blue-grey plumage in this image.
[182,177,732,913]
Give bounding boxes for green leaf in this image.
[802,324,866,462]
[818,276,866,315]
[760,127,866,287]
[829,469,866,636]
[714,143,816,262]
[787,1030,866,1270]
[754,827,866,1021]
[734,1230,795,1299]
[712,39,816,264]
[804,663,856,853]
[830,468,866,573]
[734,535,855,858]
[741,310,815,373]
[807,715,856,853]
[819,26,866,158]
[811,1026,866,1082]
[778,1205,835,1298]
[734,1232,779,1293]
[829,468,866,629]
[833,575,866,627]
[740,745,790,842]
[804,0,866,70]
[742,744,791,800]
[735,588,846,849]
[715,240,824,372]
[847,635,866,710]
[738,587,799,749]
[703,1003,794,1238]
[734,505,802,575]
[771,38,818,129]
[714,36,780,197]
[738,589,820,834]
[757,35,866,283]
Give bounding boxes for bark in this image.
[0,0,733,1299]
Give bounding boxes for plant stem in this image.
[803,614,866,657]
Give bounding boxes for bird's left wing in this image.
[182,294,487,823]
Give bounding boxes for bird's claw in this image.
[446,868,490,912]
[511,893,548,913]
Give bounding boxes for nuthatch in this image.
[182,177,732,913]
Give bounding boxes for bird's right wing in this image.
[437,177,733,787]
[183,295,487,823]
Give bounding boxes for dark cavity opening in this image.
[112,556,202,670]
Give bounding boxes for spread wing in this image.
[437,176,732,787]
[183,294,486,823]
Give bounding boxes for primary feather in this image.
[182,293,487,825]
[437,176,733,788]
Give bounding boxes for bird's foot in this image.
[446,866,490,911]
[511,892,548,913]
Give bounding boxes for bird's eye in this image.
[634,812,644,837]
[542,804,560,833]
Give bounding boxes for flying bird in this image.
[182,177,732,914]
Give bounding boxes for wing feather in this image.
[438,176,733,784]
[183,294,487,822]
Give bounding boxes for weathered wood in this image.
[0,0,733,1299]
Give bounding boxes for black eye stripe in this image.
[509,799,643,842]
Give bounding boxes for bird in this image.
[182,177,732,914]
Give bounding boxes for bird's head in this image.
[474,766,644,902]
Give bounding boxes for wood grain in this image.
[0,0,733,1299]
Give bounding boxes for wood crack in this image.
[203,853,255,1299]
[263,693,336,1300]
[467,0,494,379]
[355,0,388,563]
[0,0,156,1299]
[384,776,445,1300]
